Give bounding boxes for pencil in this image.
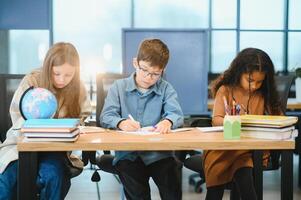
[223,96,229,115]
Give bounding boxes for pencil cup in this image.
[223,115,241,139]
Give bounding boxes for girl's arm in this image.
[212,86,229,126]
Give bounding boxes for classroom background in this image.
[1,0,301,199]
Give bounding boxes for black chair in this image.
[265,74,295,171]
[180,117,211,193]
[0,74,25,142]
[82,73,126,182]
[95,73,125,174]
[0,74,25,199]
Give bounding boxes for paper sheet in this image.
[118,127,194,135]
[79,126,106,134]
[197,126,223,132]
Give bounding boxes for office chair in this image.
[95,73,125,173]
[0,74,25,199]
[82,73,125,182]
[0,74,25,142]
[265,74,295,171]
[180,117,211,193]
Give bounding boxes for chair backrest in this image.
[274,74,295,113]
[0,74,25,142]
[95,73,126,127]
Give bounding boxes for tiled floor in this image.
[66,155,301,200]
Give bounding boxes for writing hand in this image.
[118,119,141,131]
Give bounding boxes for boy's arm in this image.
[99,83,124,129]
[161,84,184,129]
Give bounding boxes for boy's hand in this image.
[155,119,172,134]
[118,119,141,131]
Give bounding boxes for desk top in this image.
[17,130,295,152]
[207,98,301,110]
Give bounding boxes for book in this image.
[241,129,298,140]
[240,115,298,128]
[21,127,78,133]
[23,128,80,138]
[23,135,79,142]
[241,126,295,132]
[23,118,80,128]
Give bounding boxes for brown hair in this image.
[137,39,169,69]
[40,42,81,117]
[211,48,281,115]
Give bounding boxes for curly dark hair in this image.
[211,48,281,115]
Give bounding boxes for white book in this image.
[241,126,295,132]
[23,129,80,138]
[241,129,298,140]
[24,135,79,142]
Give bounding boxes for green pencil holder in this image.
[223,115,241,139]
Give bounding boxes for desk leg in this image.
[299,154,301,189]
[281,150,293,200]
[18,152,38,200]
[253,150,263,200]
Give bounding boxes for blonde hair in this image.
[41,42,81,117]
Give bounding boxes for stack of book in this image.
[21,118,80,142]
[240,115,298,140]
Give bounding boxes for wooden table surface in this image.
[18,129,295,152]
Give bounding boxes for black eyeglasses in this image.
[137,64,162,79]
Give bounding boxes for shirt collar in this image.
[126,72,162,95]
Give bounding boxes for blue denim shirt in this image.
[100,73,184,165]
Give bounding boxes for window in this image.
[53,0,131,81]
[240,0,285,30]
[212,0,236,28]
[8,30,49,74]
[288,32,301,71]
[289,0,301,29]
[51,0,297,75]
[240,32,284,72]
[134,0,209,28]
[211,31,236,73]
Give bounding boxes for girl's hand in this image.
[155,119,172,134]
[118,119,141,131]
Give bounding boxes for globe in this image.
[20,87,58,119]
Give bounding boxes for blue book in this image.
[23,118,80,128]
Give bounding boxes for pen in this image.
[128,114,136,122]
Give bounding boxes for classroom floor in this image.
[66,154,301,200]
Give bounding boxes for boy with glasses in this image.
[100,38,184,200]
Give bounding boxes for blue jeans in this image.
[0,153,71,200]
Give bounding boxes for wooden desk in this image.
[208,98,301,110]
[17,130,294,200]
